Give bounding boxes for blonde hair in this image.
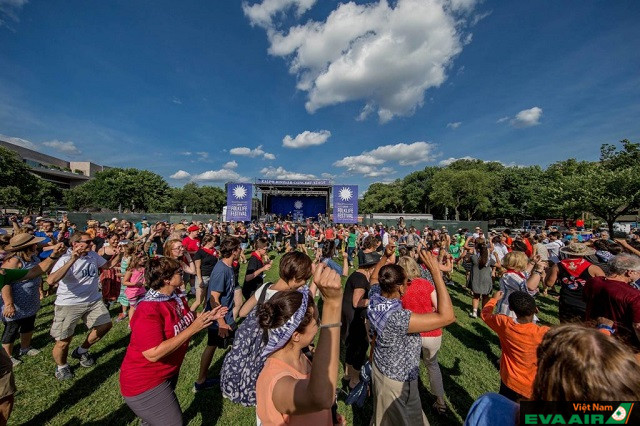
[397,256,422,280]
[502,251,528,271]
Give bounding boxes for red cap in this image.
[187,225,199,232]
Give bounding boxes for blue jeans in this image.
[347,246,355,264]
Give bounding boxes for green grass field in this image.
[9,251,560,425]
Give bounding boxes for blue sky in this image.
[1,0,639,190]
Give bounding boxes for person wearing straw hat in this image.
[544,242,604,323]
[1,235,65,366]
[0,239,65,423]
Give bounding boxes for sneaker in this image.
[19,347,40,357]
[10,357,21,367]
[192,377,220,393]
[468,311,478,319]
[71,348,95,367]
[55,365,74,381]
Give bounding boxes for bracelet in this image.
[320,322,342,329]
[50,256,61,260]
[533,270,543,275]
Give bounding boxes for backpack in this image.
[220,282,273,406]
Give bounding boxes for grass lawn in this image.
[9,251,560,425]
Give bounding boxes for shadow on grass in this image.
[182,352,226,425]
[446,321,499,367]
[63,403,136,426]
[22,332,130,426]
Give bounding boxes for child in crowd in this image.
[481,290,549,401]
[122,250,148,321]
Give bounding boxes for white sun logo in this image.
[233,185,247,199]
[294,200,303,209]
[339,187,353,201]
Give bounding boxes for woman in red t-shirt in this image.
[119,257,227,426]
[398,256,448,414]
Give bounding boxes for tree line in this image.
[359,139,640,234]
[2,140,639,233]
[0,148,226,215]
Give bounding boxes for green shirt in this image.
[347,233,357,248]
[0,268,29,289]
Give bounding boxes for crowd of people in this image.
[1,214,640,425]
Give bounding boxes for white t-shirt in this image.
[51,250,107,306]
[252,282,278,303]
[493,243,508,263]
[545,240,564,264]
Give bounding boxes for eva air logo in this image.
[606,403,634,424]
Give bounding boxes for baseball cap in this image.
[188,225,199,232]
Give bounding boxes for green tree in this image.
[360,181,405,213]
[490,166,544,223]
[71,168,173,212]
[429,168,496,220]
[0,146,55,212]
[586,140,640,235]
[401,167,438,213]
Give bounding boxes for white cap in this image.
[112,217,118,222]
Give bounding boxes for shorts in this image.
[206,327,235,348]
[50,300,112,341]
[2,315,37,344]
[0,350,16,399]
[199,275,211,289]
[126,294,145,307]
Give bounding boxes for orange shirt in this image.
[481,299,549,399]
[256,357,333,426]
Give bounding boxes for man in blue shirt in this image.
[193,237,242,391]
[34,220,60,259]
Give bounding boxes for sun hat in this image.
[174,224,187,231]
[111,217,118,222]
[6,233,46,251]
[359,251,382,268]
[560,242,596,257]
[187,225,199,232]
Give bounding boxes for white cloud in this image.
[260,166,316,180]
[193,169,248,182]
[0,0,28,27]
[42,140,81,155]
[446,121,461,129]
[321,172,336,179]
[243,0,316,29]
[439,156,476,166]
[282,130,331,148]
[223,160,238,169]
[334,141,436,177]
[170,170,192,180]
[180,151,192,156]
[196,151,209,160]
[510,107,543,128]
[0,133,37,150]
[172,97,182,105]
[496,116,509,123]
[248,0,476,122]
[229,144,275,160]
[170,168,247,182]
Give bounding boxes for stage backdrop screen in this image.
[269,196,326,221]
[333,185,358,224]
[226,183,253,221]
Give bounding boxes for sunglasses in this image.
[79,240,93,244]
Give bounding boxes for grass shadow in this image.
[22,332,130,425]
[182,353,226,425]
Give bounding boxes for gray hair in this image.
[609,253,640,275]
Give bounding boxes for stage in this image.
[254,179,332,221]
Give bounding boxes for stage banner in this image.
[333,185,358,224]
[226,183,252,221]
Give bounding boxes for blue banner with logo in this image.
[226,183,252,221]
[333,185,358,224]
